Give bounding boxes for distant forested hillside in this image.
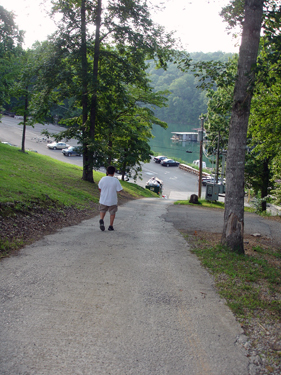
[147,51,234,134]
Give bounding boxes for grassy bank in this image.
[0,143,157,255]
[0,143,156,207]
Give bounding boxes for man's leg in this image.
[99,207,107,231]
[108,205,117,231]
[109,214,115,227]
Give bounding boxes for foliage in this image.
[0,5,24,115]
[271,181,281,205]
[44,0,178,182]
[0,5,23,54]
[199,39,281,211]
[147,52,234,130]
[39,43,170,175]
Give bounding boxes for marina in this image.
[150,126,212,168]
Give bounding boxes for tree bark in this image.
[21,88,28,153]
[89,0,102,144]
[81,0,94,182]
[261,159,270,211]
[222,0,264,253]
[82,0,101,182]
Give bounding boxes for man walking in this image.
[98,166,123,231]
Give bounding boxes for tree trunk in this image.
[121,161,127,181]
[108,136,112,165]
[261,159,270,212]
[21,89,28,153]
[80,0,94,182]
[82,0,101,182]
[89,0,102,145]
[222,0,264,253]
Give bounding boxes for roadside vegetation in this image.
[185,233,281,372]
[0,144,157,257]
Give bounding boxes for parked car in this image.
[154,155,167,163]
[47,142,69,150]
[62,146,82,157]
[202,177,215,186]
[160,159,180,167]
[201,176,225,186]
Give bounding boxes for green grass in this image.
[0,143,156,208]
[183,232,281,368]
[189,242,281,318]
[0,143,157,254]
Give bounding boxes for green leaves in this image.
[0,5,24,114]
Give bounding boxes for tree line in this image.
[0,0,185,182]
[147,52,234,130]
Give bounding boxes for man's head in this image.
[107,166,116,175]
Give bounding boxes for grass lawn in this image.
[0,143,156,208]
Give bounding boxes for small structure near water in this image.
[171,132,199,142]
[193,159,207,169]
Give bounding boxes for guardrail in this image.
[179,163,210,177]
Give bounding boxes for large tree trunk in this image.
[89,0,101,149]
[81,0,94,182]
[222,0,264,253]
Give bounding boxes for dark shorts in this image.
[99,204,118,215]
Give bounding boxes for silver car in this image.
[47,142,69,150]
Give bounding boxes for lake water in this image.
[150,125,213,168]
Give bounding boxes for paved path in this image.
[165,204,281,247]
[0,199,249,374]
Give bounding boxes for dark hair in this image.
[107,166,116,175]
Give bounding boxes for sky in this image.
[1,0,240,53]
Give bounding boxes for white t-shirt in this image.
[98,176,123,206]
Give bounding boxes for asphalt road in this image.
[165,204,281,248]
[0,198,249,374]
[135,160,203,200]
[0,115,81,165]
[0,116,204,200]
